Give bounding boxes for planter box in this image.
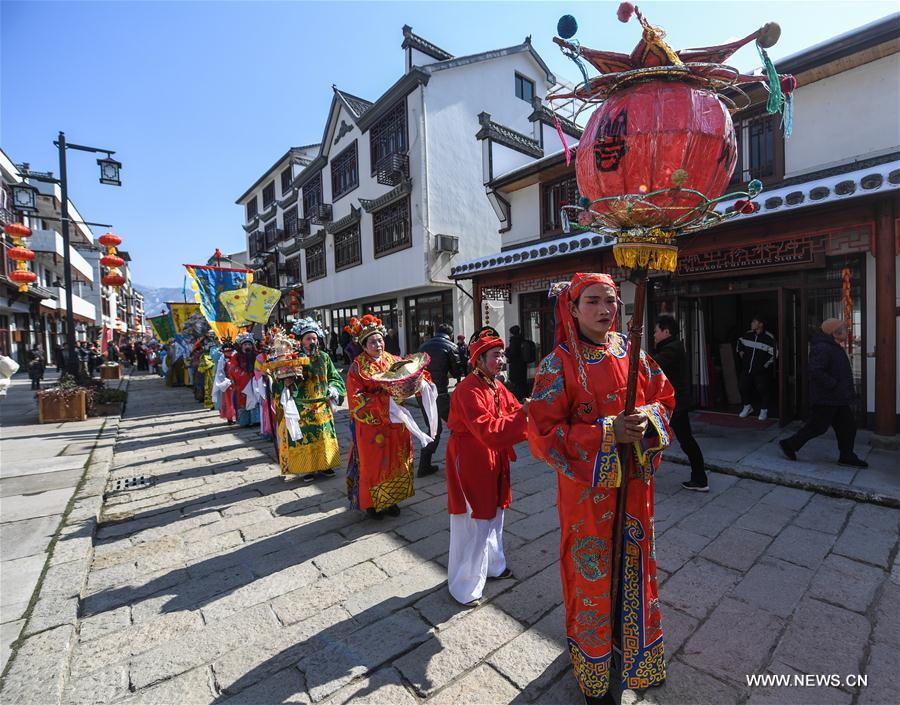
[38,389,87,423]
[93,400,124,416]
[100,364,123,380]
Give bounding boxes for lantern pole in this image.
[608,265,649,653]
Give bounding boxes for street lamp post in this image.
[253,247,281,321]
[54,132,121,376]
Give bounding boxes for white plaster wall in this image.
[540,123,579,153]
[491,144,534,180]
[786,54,900,178]
[502,184,542,247]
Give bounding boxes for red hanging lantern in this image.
[100,254,125,268]
[4,222,35,292]
[576,81,736,229]
[98,232,122,248]
[102,271,126,287]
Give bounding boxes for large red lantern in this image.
[98,232,122,248]
[98,232,125,289]
[4,223,35,292]
[102,272,126,287]
[576,80,736,229]
[100,254,125,268]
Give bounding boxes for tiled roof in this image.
[334,88,374,120]
[401,25,453,61]
[476,112,543,159]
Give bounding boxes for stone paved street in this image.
[3,372,898,705]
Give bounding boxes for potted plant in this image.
[100,362,123,380]
[36,375,94,423]
[93,387,128,416]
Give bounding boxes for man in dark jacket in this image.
[653,315,708,491]
[505,325,527,400]
[779,319,867,467]
[736,314,778,421]
[28,346,46,390]
[455,335,468,382]
[416,323,459,476]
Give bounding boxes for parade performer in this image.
[446,326,527,606]
[190,337,205,403]
[226,332,261,427]
[528,273,674,704]
[346,314,434,520]
[270,318,346,481]
[215,337,236,423]
[197,332,217,410]
[255,335,276,441]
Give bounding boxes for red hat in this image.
[468,326,504,368]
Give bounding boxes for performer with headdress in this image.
[197,331,218,410]
[445,326,528,606]
[269,318,346,481]
[345,314,436,519]
[255,333,276,441]
[226,332,262,427]
[527,273,674,704]
[215,337,236,422]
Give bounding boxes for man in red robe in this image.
[528,273,674,705]
[445,327,528,606]
[226,333,259,427]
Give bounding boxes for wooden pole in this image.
[874,200,896,436]
[609,267,649,652]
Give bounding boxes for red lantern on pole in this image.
[98,232,125,289]
[102,272,126,287]
[100,254,125,268]
[4,223,35,292]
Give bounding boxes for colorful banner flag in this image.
[245,283,281,324]
[184,264,253,339]
[167,302,202,333]
[148,313,176,342]
[218,288,252,327]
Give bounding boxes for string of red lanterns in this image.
[98,232,126,287]
[5,223,36,292]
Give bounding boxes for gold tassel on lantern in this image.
[613,227,679,273]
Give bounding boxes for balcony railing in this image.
[298,218,311,236]
[310,203,332,225]
[375,153,409,187]
[0,206,15,227]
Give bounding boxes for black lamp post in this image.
[253,247,282,321]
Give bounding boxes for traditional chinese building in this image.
[453,14,899,435]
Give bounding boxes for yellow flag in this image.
[244,283,282,324]
[219,289,252,327]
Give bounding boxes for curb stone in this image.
[0,370,132,703]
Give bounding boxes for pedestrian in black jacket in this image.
[653,315,708,491]
[416,324,459,476]
[736,314,778,421]
[505,325,527,400]
[779,319,867,467]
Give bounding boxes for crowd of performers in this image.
[153,272,675,705]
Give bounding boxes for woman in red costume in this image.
[346,314,418,519]
[445,326,527,606]
[528,273,674,705]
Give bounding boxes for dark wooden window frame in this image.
[262,181,276,208]
[730,111,785,187]
[330,140,359,202]
[373,196,413,258]
[515,73,535,103]
[302,172,323,218]
[282,207,299,239]
[246,198,258,221]
[540,174,579,236]
[280,167,293,194]
[334,223,362,272]
[305,241,326,281]
[370,99,408,175]
[264,221,277,248]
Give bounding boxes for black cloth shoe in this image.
[303,473,316,483]
[318,468,336,478]
[681,480,709,492]
[384,504,401,517]
[778,439,797,461]
[417,465,439,477]
[487,568,514,581]
[365,508,383,521]
[838,455,869,468]
[583,691,616,705]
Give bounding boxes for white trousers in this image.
[448,509,506,604]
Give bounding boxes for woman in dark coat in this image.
[779,318,867,467]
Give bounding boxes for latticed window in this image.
[334,224,361,271]
[246,198,258,221]
[370,100,407,171]
[265,222,277,248]
[731,113,783,185]
[302,173,323,217]
[541,176,579,233]
[283,207,298,238]
[280,167,293,194]
[306,242,326,281]
[331,142,359,200]
[373,197,411,257]
[262,182,275,208]
[248,232,259,257]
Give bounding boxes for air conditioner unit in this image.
[435,234,459,254]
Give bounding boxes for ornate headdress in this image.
[292,317,325,341]
[235,331,255,347]
[220,335,234,351]
[468,326,504,368]
[345,314,386,345]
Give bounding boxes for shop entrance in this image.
[405,290,453,353]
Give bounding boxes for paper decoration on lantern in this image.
[548,3,795,273]
[99,232,126,288]
[4,223,35,292]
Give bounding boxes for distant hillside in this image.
[135,285,193,316]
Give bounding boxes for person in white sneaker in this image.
[736,314,777,421]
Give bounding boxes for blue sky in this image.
[2,0,896,287]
